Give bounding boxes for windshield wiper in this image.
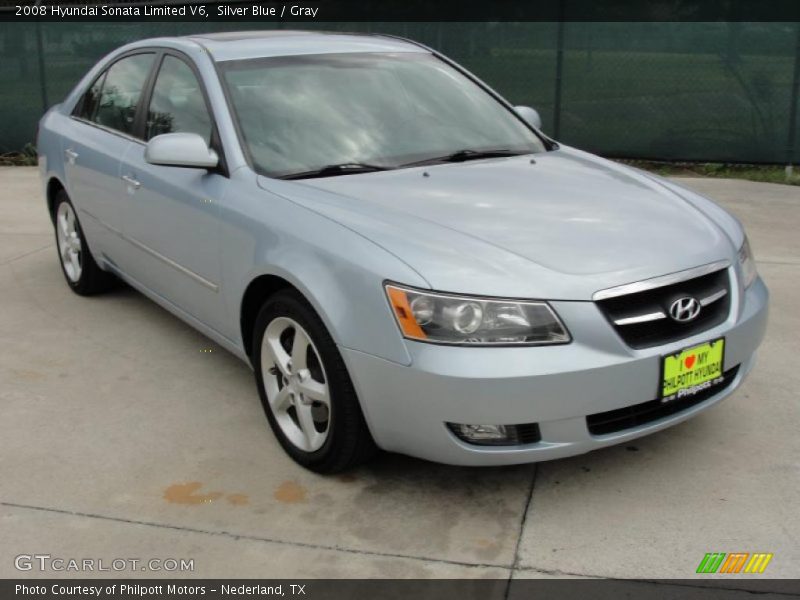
[281,163,390,180]
[400,148,529,168]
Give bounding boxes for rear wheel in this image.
[253,289,377,473]
[53,191,115,295]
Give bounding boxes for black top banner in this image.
[6,0,800,22]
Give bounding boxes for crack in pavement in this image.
[504,465,538,599]
[0,244,50,266]
[758,259,800,266]
[4,500,795,593]
[1,500,511,574]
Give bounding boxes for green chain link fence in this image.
[2,21,800,163]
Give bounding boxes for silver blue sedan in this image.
[37,31,768,472]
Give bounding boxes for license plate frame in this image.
[660,337,726,402]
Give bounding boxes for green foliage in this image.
[0,143,38,166]
[619,159,800,186]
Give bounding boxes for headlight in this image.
[385,284,570,345]
[738,237,758,288]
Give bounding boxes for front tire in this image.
[53,191,115,295]
[253,289,377,473]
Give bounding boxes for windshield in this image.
[220,52,547,178]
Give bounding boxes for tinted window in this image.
[92,53,154,135]
[77,72,106,120]
[221,53,545,177]
[146,56,212,144]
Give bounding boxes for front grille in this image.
[596,267,731,349]
[586,366,739,435]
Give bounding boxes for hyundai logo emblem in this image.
[669,296,701,322]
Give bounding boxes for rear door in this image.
[61,52,156,264]
[119,52,228,332]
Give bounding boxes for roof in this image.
[184,30,427,62]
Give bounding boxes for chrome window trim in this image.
[70,116,146,146]
[593,260,731,301]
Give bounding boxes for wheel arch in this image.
[229,189,423,369]
[236,253,414,369]
[46,176,67,225]
[240,273,302,361]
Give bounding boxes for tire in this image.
[253,289,378,473]
[53,190,115,296]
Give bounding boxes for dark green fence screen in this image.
[2,22,800,163]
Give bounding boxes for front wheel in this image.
[253,290,377,473]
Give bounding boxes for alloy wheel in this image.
[56,202,82,282]
[260,316,331,452]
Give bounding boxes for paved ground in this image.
[1,167,798,584]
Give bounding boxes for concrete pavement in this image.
[1,167,798,583]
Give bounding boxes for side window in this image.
[146,55,212,144]
[92,53,155,135]
[77,72,106,120]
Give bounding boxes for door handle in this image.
[64,148,79,165]
[121,174,141,190]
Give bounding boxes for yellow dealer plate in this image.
[661,338,725,401]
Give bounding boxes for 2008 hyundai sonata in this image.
[37,31,768,472]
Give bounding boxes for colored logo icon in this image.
[696,552,773,574]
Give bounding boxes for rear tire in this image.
[253,289,378,473]
[53,190,115,296]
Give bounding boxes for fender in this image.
[218,173,427,367]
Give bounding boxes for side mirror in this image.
[514,106,542,130]
[145,133,218,169]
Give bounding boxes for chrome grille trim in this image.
[593,260,731,301]
[699,288,728,306]
[612,289,728,327]
[595,263,732,349]
[613,311,667,326]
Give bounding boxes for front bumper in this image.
[342,277,769,466]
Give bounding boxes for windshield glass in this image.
[220,52,546,178]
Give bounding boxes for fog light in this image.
[452,423,507,441]
[447,422,542,446]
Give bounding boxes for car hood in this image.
[258,147,741,300]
